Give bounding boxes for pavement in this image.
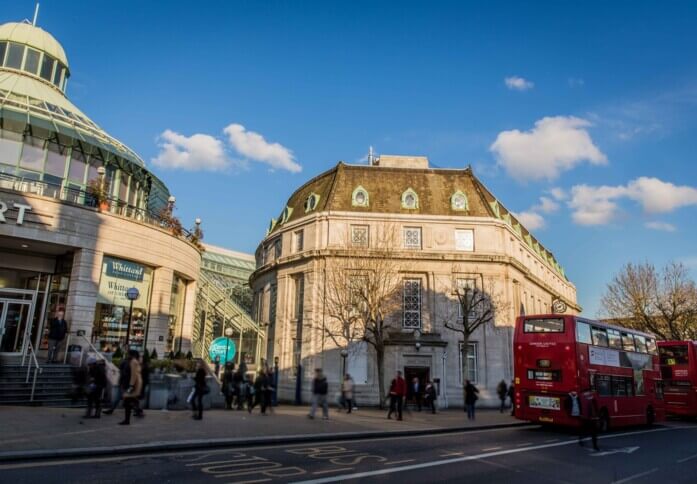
[1,420,695,483]
[0,404,522,461]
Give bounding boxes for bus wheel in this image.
[646,406,655,426]
[599,410,610,433]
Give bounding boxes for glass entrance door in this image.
[0,300,33,354]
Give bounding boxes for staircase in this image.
[0,357,83,407]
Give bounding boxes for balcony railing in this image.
[0,171,194,239]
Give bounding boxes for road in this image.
[1,422,696,483]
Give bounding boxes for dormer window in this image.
[401,188,419,209]
[352,186,369,207]
[451,191,468,211]
[279,206,293,225]
[304,192,320,212]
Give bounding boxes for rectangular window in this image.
[6,42,24,69]
[591,327,609,347]
[646,338,658,356]
[607,328,623,350]
[659,345,689,365]
[634,334,648,354]
[273,238,282,259]
[621,332,636,352]
[611,376,633,397]
[19,135,45,171]
[459,342,478,383]
[52,64,64,87]
[455,228,474,251]
[0,42,7,65]
[403,227,422,249]
[294,230,304,253]
[595,375,612,396]
[24,48,40,75]
[45,140,67,178]
[576,321,592,344]
[402,278,421,329]
[351,225,369,247]
[68,149,87,183]
[40,54,55,81]
[523,317,564,333]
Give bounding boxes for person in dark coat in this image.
[250,369,269,415]
[85,358,107,418]
[464,380,479,420]
[47,311,68,363]
[104,356,130,415]
[222,363,235,410]
[308,368,329,419]
[387,371,406,421]
[191,361,208,420]
[233,366,245,410]
[497,380,508,413]
[579,390,600,451]
[408,377,423,411]
[133,355,149,417]
[424,380,437,414]
[244,373,255,411]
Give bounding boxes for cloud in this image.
[549,187,567,201]
[490,116,607,181]
[645,221,676,232]
[224,124,301,173]
[514,211,545,231]
[535,196,559,214]
[504,76,534,91]
[152,130,229,171]
[569,177,697,226]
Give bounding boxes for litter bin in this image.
[67,344,82,366]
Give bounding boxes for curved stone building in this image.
[0,20,200,360]
[250,155,580,407]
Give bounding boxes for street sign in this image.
[126,287,140,301]
[208,336,236,364]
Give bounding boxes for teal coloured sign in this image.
[208,337,236,364]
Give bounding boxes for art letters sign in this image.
[98,256,151,307]
[0,200,32,225]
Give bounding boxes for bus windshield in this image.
[524,318,564,333]
[660,345,689,365]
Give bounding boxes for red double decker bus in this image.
[513,314,664,430]
[658,341,697,418]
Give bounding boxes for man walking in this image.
[119,350,142,426]
[387,370,406,421]
[409,376,422,411]
[46,311,68,363]
[497,380,508,413]
[579,390,600,451]
[464,379,479,420]
[85,357,107,418]
[308,368,329,420]
[424,380,437,414]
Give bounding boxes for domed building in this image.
[250,155,580,407]
[0,19,200,364]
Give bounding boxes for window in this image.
[52,64,64,87]
[280,206,293,225]
[455,229,474,251]
[40,54,55,82]
[621,332,636,352]
[575,321,592,344]
[595,375,612,396]
[659,345,689,365]
[451,191,468,211]
[24,48,40,75]
[19,136,45,171]
[633,334,648,354]
[607,328,622,350]
[591,327,609,347]
[0,129,22,165]
[611,376,634,397]
[459,342,478,383]
[304,193,320,212]
[646,338,658,356]
[401,188,419,209]
[527,369,561,382]
[273,238,282,259]
[523,318,564,333]
[403,227,422,249]
[45,140,67,178]
[402,279,421,329]
[5,43,24,69]
[68,149,87,183]
[294,230,304,253]
[351,225,369,247]
[0,42,6,65]
[352,186,369,207]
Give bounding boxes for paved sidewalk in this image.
[0,404,522,460]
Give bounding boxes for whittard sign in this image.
[106,258,145,282]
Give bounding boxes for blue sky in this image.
[8,1,697,316]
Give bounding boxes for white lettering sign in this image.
[0,201,32,225]
[589,346,621,367]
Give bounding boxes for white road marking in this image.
[383,459,415,465]
[515,442,532,447]
[544,439,559,443]
[291,427,680,484]
[591,446,639,457]
[677,452,697,464]
[481,447,502,451]
[312,468,353,475]
[611,467,659,484]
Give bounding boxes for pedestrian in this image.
[387,370,406,421]
[508,383,515,416]
[464,379,479,420]
[46,310,68,363]
[249,368,269,414]
[233,366,245,410]
[103,356,130,415]
[244,373,255,411]
[134,353,149,418]
[424,380,437,414]
[119,350,142,426]
[308,368,329,420]
[264,368,275,414]
[497,380,508,413]
[578,390,600,451]
[408,376,422,411]
[222,363,235,410]
[342,374,355,413]
[85,357,107,418]
[214,355,221,377]
[191,361,208,420]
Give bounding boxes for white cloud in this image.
[645,221,676,232]
[549,187,567,201]
[152,130,229,171]
[514,211,545,231]
[569,177,697,226]
[536,196,559,214]
[504,76,534,91]
[224,124,301,173]
[490,116,607,181]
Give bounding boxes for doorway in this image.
[404,366,430,407]
[0,299,33,354]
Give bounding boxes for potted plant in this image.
[87,178,110,212]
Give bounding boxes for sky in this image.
[7,1,697,316]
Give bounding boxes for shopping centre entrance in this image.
[0,292,35,354]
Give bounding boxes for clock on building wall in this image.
[552,299,567,314]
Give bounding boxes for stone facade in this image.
[250,159,579,408]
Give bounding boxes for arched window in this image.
[304,192,320,212]
[280,206,293,224]
[352,186,369,207]
[451,190,468,211]
[401,188,419,209]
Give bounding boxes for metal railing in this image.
[23,340,42,402]
[63,331,119,386]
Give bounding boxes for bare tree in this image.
[440,269,508,407]
[601,262,697,340]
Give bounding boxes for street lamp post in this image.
[124,287,140,349]
[340,348,349,379]
[224,326,234,364]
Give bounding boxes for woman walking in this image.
[342,374,355,413]
[464,379,479,421]
[119,350,142,426]
[191,361,208,420]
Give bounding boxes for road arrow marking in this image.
[591,446,639,457]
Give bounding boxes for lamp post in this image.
[340,348,349,379]
[224,326,233,364]
[124,287,140,349]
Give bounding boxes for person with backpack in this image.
[308,368,329,419]
[464,379,479,420]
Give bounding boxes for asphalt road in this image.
[1,421,696,483]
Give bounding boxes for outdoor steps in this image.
[0,364,85,407]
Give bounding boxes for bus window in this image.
[611,376,633,396]
[591,327,609,347]
[634,335,648,354]
[634,370,645,395]
[524,318,564,333]
[659,345,689,365]
[596,375,612,396]
[576,321,592,344]
[621,332,636,352]
[646,338,657,355]
[607,329,622,350]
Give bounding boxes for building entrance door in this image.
[0,299,33,354]
[404,366,430,408]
